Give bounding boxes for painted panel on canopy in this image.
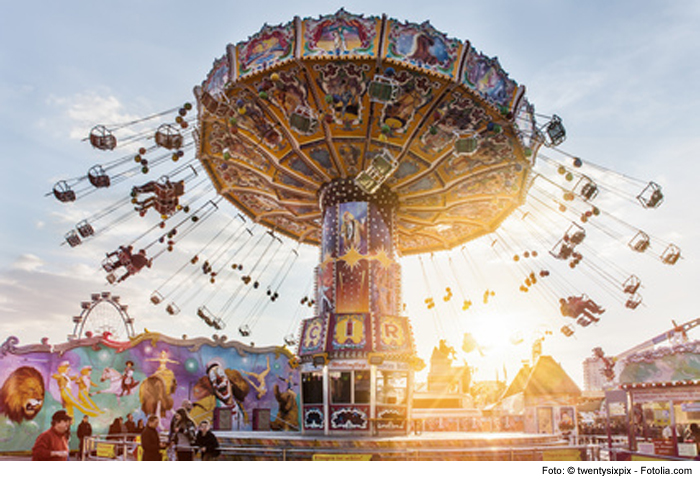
[440,199,508,226]
[308,60,373,136]
[462,47,520,111]
[269,214,320,245]
[329,139,365,178]
[202,54,231,98]
[206,123,276,176]
[409,91,491,165]
[217,162,273,193]
[395,171,444,197]
[251,67,326,145]
[513,98,542,159]
[372,68,443,142]
[252,66,312,119]
[301,10,381,58]
[397,231,444,255]
[302,141,342,179]
[383,19,464,79]
[222,88,290,155]
[277,153,326,186]
[446,164,526,203]
[235,22,296,78]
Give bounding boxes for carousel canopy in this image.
[195,9,540,255]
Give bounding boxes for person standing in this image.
[76,415,92,460]
[124,413,137,440]
[169,408,196,461]
[32,410,72,461]
[141,415,164,461]
[195,420,220,461]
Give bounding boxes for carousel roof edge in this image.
[0,332,294,359]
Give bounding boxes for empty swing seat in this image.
[165,303,180,315]
[89,125,117,151]
[661,244,681,265]
[289,106,318,134]
[76,220,95,238]
[150,291,164,305]
[368,75,399,103]
[154,124,184,150]
[625,293,642,310]
[65,230,82,247]
[88,165,111,188]
[545,115,566,146]
[622,275,641,295]
[455,135,479,154]
[629,231,650,252]
[53,181,76,203]
[636,182,664,208]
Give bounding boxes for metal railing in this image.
[80,434,603,461]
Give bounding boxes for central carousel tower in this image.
[195,10,541,434]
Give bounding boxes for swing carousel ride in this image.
[48,10,681,433]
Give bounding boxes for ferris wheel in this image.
[69,292,135,341]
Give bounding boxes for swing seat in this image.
[76,220,94,238]
[629,231,650,253]
[65,230,82,247]
[576,176,599,201]
[239,325,251,337]
[661,244,681,265]
[150,291,164,305]
[561,325,575,337]
[289,106,318,135]
[637,181,663,208]
[53,181,76,203]
[622,275,641,295]
[368,75,399,103]
[455,135,479,154]
[166,303,180,315]
[545,115,566,146]
[284,335,296,346]
[89,125,117,151]
[154,124,184,150]
[88,165,111,188]
[625,294,642,310]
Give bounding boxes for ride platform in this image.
[213,430,586,461]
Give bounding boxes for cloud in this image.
[43,91,141,141]
[11,254,45,272]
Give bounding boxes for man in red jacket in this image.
[32,410,72,461]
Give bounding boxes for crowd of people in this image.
[32,402,220,461]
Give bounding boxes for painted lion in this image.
[0,366,45,423]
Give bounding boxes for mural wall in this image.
[619,341,700,384]
[0,333,300,452]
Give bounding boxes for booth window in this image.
[330,370,370,404]
[377,371,408,405]
[302,371,324,405]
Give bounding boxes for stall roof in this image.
[501,355,581,400]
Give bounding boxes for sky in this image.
[1,0,699,390]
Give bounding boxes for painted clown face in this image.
[207,363,233,405]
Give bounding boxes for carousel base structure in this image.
[213,430,587,461]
